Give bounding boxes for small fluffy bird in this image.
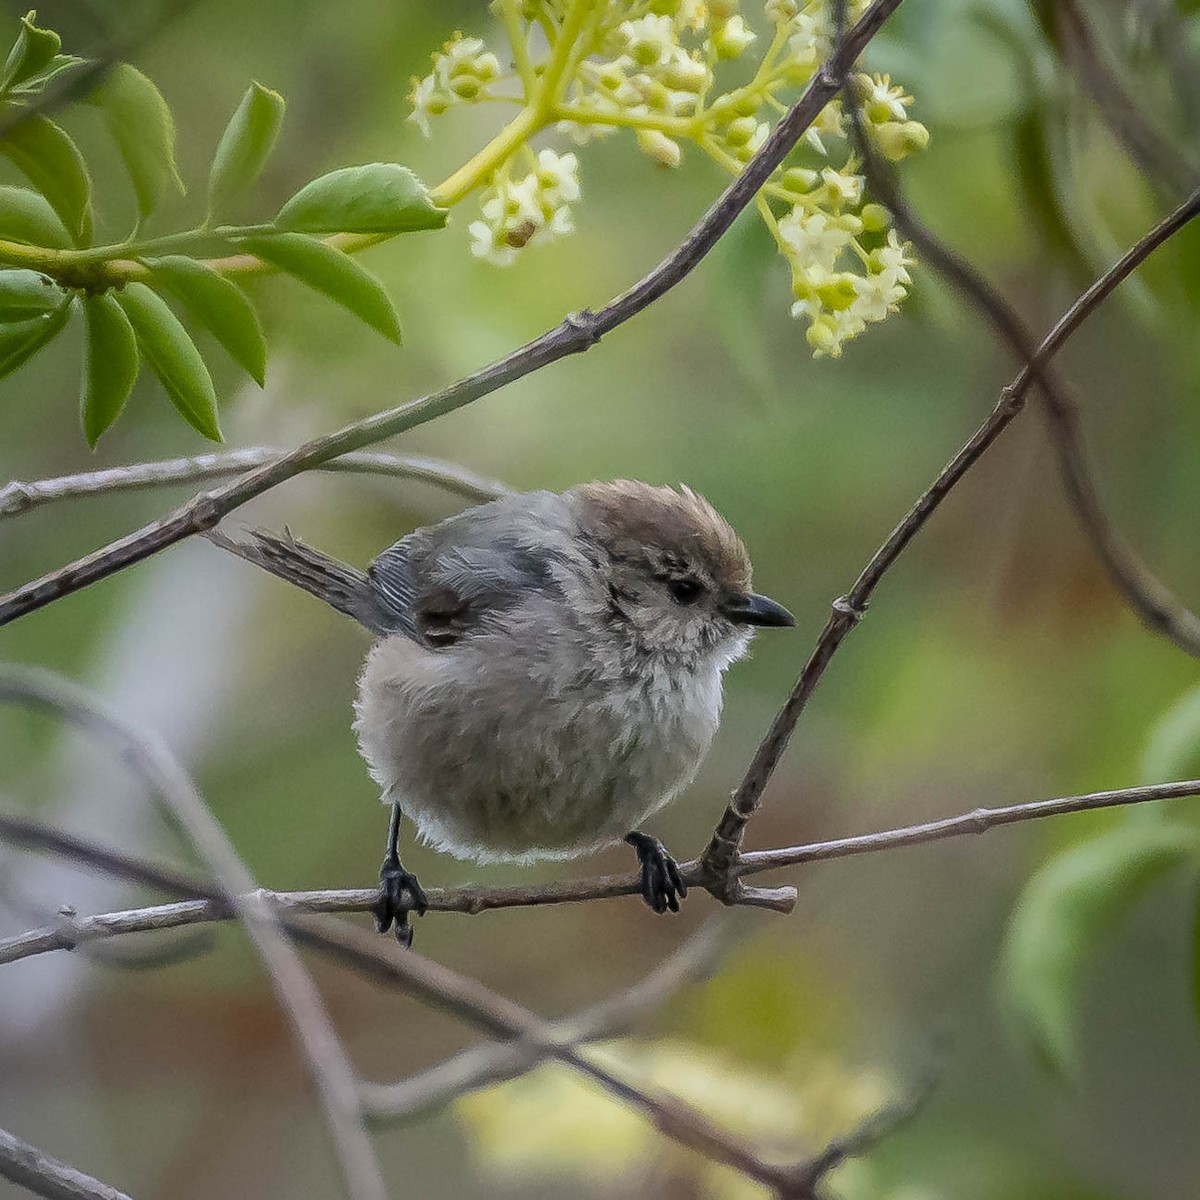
[212,480,794,944]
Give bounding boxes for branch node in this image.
[831,594,867,621]
[563,308,601,348]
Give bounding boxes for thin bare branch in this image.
[0,449,508,519]
[0,667,387,1200]
[359,916,730,1124]
[0,1124,133,1200]
[0,0,904,626]
[4,779,1197,967]
[699,122,1200,888]
[1051,0,1198,200]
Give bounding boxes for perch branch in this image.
[4,779,1198,966]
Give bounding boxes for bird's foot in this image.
[625,832,687,914]
[372,856,428,948]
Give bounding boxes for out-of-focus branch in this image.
[0,450,508,519]
[1051,0,1198,201]
[4,779,1198,966]
[0,1125,132,1200]
[699,42,1200,889]
[0,666,388,1200]
[359,916,730,1124]
[0,0,905,626]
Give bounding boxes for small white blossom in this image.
[874,228,915,284]
[856,72,912,123]
[616,14,677,68]
[408,74,439,138]
[778,209,853,273]
[820,165,864,208]
[468,219,518,266]
[714,15,757,58]
[849,270,905,322]
[535,149,581,206]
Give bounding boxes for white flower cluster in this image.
[468,150,582,266]
[409,3,930,357]
[409,33,504,138]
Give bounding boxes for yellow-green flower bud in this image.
[782,167,818,193]
[450,75,482,100]
[860,203,891,232]
[874,120,930,161]
[663,54,709,92]
[806,317,839,354]
[724,116,759,147]
[636,128,682,168]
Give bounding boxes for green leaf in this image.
[88,63,184,226]
[116,281,221,441]
[0,267,64,320]
[0,184,71,247]
[236,232,401,343]
[999,823,1200,1081]
[207,81,284,221]
[80,292,139,446]
[143,255,266,385]
[274,163,447,235]
[1142,681,1200,785]
[0,299,69,380]
[13,52,85,96]
[0,114,92,246]
[0,11,61,93]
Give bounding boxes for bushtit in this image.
[211,480,793,945]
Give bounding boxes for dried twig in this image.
[0,449,508,519]
[0,0,904,626]
[0,666,387,1200]
[0,1125,132,1200]
[4,779,1198,966]
[359,916,730,1124]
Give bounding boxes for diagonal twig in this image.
[699,137,1200,892]
[0,0,905,626]
[832,0,1200,660]
[358,916,730,1124]
[0,1125,133,1200]
[0,665,387,1200]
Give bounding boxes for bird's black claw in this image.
[373,856,428,946]
[625,832,687,915]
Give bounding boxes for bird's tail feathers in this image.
[206,526,388,633]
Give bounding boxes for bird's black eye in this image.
[667,577,704,605]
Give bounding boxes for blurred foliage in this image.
[4,0,1200,1198]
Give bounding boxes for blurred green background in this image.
[3,1,1200,1197]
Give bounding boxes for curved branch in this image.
[0,450,508,519]
[0,0,904,627]
[0,666,388,1200]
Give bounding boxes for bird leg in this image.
[625,831,687,914]
[372,802,428,947]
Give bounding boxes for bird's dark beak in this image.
[721,592,796,628]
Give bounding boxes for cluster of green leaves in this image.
[1000,688,1200,1081]
[0,11,446,445]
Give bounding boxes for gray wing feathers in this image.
[208,490,578,644]
[207,526,396,634]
